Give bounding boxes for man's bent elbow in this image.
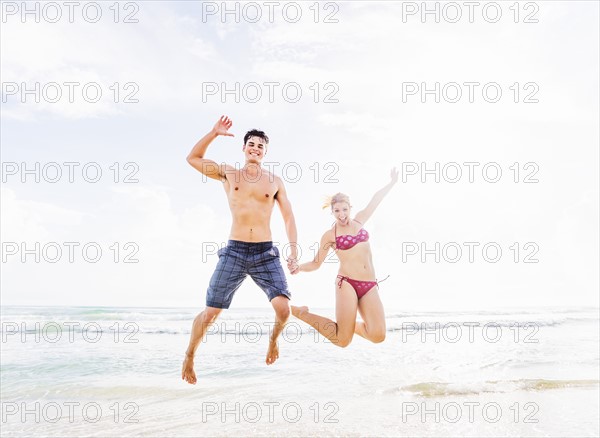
[186,156,205,172]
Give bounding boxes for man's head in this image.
[243,129,269,164]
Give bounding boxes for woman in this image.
[290,167,398,347]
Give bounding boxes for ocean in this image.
[1,305,598,437]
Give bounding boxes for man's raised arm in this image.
[186,115,234,181]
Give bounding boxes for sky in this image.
[1,1,598,311]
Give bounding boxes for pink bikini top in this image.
[334,220,369,250]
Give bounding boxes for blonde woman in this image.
[290,168,398,347]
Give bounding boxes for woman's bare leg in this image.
[291,281,358,347]
[354,287,386,343]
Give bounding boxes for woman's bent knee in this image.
[335,335,353,348]
[371,330,386,343]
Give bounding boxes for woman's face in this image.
[332,202,351,225]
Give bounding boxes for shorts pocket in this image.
[268,246,279,258]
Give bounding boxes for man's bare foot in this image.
[291,305,309,318]
[182,355,197,385]
[265,339,279,365]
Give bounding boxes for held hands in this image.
[212,115,234,137]
[286,257,300,275]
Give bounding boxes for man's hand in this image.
[212,115,234,137]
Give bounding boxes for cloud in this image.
[0,185,229,306]
[1,2,219,120]
[1,187,86,240]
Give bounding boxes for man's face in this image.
[243,136,267,163]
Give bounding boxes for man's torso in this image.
[223,167,279,242]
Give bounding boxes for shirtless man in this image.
[182,115,298,385]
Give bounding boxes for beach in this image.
[1,305,598,437]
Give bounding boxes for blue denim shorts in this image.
[206,240,291,309]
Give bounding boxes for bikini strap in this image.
[377,274,390,284]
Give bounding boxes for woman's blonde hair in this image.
[322,192,351,210]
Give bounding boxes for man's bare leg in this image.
[182,306,222,384]
[266,296,290,365]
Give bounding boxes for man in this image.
[182,115,299,385]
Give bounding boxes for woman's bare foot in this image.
[181,355,197,385]
[291,305,309,318]
[265,339,279,365]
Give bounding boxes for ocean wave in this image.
[1,305,598,336]
[387,379,600,397]
[1,318,596,336]
[385,320,565,331]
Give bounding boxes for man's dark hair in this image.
[244,129,269,145]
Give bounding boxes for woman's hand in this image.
[390,167,399,185]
